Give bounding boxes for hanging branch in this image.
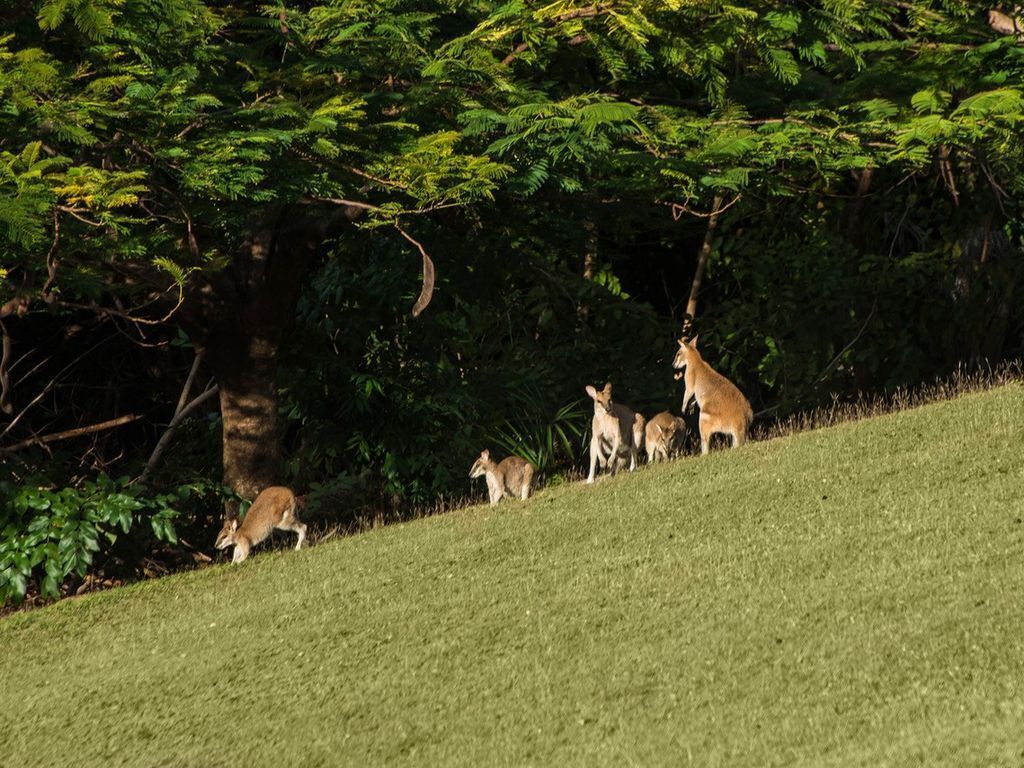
[302,196,439,317]
[396,224,436,317]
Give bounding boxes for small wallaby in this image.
[645,411,684,463]
[215,486,306,564]
[673,336,753,454]
[585,382,644,483]
[469,449,535,505]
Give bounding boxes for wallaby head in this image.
[672,336,699,371]
[215,518,239,550]
[585,382,615,415]
[469,449,492,479]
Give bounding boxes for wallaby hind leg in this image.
[731,426,747,448]
[699,414,713,455]
[521,465,534,500]
[280,504,307,550]
[587,437,599,484]
[607,435,622,476]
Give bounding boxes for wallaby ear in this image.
[690,335,699,349]
[481,449,489,460]
[585,385,597,400]
[229,519,238,533]
[677,337,686,347]
[603,382,613,395]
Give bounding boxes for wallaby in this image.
[585,382,644,483]
[214,486,306,564]
[673,336,753,454]
[645,411,684,463]
[469,449,535,505]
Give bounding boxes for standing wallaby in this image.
[645,411,684,463]
[673,336,753,454]
[214,486,306,564]
[585,383,644,483]
[469,449,535,505]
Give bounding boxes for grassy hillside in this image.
[2,385,1023,768]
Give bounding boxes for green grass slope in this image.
[2,385,1023,767]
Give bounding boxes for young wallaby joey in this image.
[469,449,535,505]
[214,486,307,564]
[673,336,753,454]
[645,411,685,463]
[585,382,645,483]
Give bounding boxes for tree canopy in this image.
[2,1,1023,602]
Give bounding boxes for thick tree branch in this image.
[683,194,724,335]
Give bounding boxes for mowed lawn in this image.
[2,386,1023,768]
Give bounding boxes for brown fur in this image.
[214,486,306,563]
[585,382,643,483]
[672,336,753,454]
[645,411,684,463]
[469,449,535,505]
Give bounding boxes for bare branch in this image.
[0,335,114,440]
[306,196,383,212]
[1,414,140,454]
[682,194,724,334]
[0,319,12,415]
[41,210,61,300]
[175,349,205,417]
[501,41,531,66]
[137,385,220,485]
[56,205,104,227]
[814,300,879,385]
[55,284,186,327]
[668,194,742,221]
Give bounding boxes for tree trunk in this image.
[181,206,351,514]
[582,217,598,281]
[846,167,874,252]
[683,194,723,335]
[207,326,283,503]
[576,215,599,323]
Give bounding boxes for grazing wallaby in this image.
[585,382,644,483]
[215,486,307,564]
[645,411,684,463]
[673,336,753,454]
[469,449,535,505]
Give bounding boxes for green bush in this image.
[0,475,189,604]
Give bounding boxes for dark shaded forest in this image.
[2,0,1023,603]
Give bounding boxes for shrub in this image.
[0,475,190,605]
